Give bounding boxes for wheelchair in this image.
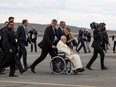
[50,52,78,75]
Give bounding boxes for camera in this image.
[90,22,99,30]
[90,22,106,30]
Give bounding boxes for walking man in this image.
[16,19,30,70]
[30,19,58,73]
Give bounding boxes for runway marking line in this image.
[0,80,96,87]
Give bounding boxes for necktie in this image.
[25,28,28,35]
[62,30,65,35]
[53,29,55,35]
[53,29,58,43]
[24,28,28,41]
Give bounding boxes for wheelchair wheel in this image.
[50,56,66,74]
[66,59,74,75]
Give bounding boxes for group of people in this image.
[0,17,38,77]
[0,17,84,77]
[30,19,109,74]
[0,17,27,77]
[0,17,109,77]
[30,20,85,73]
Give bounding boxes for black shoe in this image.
[1,68,5,72]
[30,66,36,73]
[0,72,5,75]
[76,68,85,72]
[79,68,85,72]
[9,75,18,77]
[85,52,88,53]
[86,66,93,70]
[76,51,80,53]
[73,70,78,75]
[24,66,29,71]
[0,69,5,75]
[20,69,26,74]
[101,66,108,70]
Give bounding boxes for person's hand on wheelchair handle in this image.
[52,45,56,49]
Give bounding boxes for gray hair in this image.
[61,36,67,40]
[52,19,57,23]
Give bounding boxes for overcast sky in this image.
[0,0,116,30]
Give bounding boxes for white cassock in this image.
[57,40,83,70]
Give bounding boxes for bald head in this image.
[61,36,67,44]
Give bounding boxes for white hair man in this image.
[57,36,85,73]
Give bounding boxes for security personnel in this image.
[0,22,25,77]
[30,19,58,73]
[0,21,9,59]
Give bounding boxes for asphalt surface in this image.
[0,37,116,87]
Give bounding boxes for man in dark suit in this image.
[86,28,108,70]
[0,17,14,73]
[30,19,58,73]
[56,21,66,41]
[0,22,25,77]
[0,21,9,59]
[16,19,30,70]
[0,22,9,74]
[76,29,87,53]
[28,27,38,52]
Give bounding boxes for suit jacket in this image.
[16,25,27,42]
[56,27,66,41]
[38,25,57,50]
[16,25,31,46]
[2,28,18,53]
[92,30,102,49]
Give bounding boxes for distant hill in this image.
[0,23,115,35]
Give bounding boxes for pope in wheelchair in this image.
[50,36,85,74]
